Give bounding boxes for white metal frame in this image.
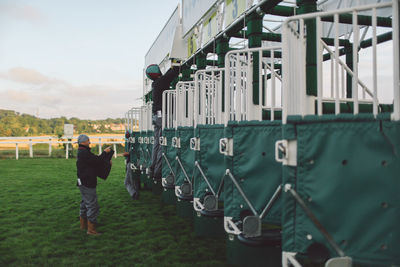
[139,103,153,132]
[194,68,225,126]
[176,81,196,128]
[162,89,177,130]
[281,1,399,123]
[127,107,140,134]
[224,46,283,125]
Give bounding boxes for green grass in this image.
[0,158,227,266]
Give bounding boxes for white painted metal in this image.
[194,68,224,126]
[172,82,196,199]
[176,81,196,128]
[275,140,297,166]
[139,103,153,132]
[224,216,242,236]
[29,139,33,158]
[282,252,302,267]
[98,137,102,155]
[128,107,141,133]
[182,0,218,35]
[352,10,360,114]
[372,8,378,116]
[162,90,177,129]
[282,1,395,122]
[224,46,282,125]
[15,143,19,160]
[145,5,180,67]
[393,0,400,120]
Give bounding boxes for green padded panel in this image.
[129,131,140,165]
[282,116,400,266]
[193,124,225,200]
[145,130,154,168]
[224,120,282,225]
[162,128,177,180]
[137,131,147,168]
[175,127,195,187]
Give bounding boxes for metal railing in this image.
[125,107,140,133]
[162,89,177,129]
[176,81,196,127]
[140,103,153,131]
[281,1,398,122]
[194,68,225,126]
[0,135,124,160]
[224,46,283,124]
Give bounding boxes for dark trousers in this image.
[79,185,99,223]
[150,114,162,180]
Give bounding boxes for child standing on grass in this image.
[76,134,113,235]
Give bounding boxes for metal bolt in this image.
[306,234,313,240]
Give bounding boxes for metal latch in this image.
[150,136,154,145]
[129,137,135,144]
[219,138,233,156]
[190,137,200,151]
[144,137,149,144]
[275,140,297,166]
[172,137,181,148]
[160,136,167,146]
[138,137,143,144]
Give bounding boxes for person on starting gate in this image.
[145,63,179,182]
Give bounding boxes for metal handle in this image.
[171,137,180,148]
[159,136,167,146]
[275,140,287,163]
[219,138,233,156]
[190,137,200,151]
[219,138,228,155]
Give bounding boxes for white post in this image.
[113,143,117,158]
[16,143,19,160]
[98,137,102,155]
[29,139,33,158]
[66,142,69,159]
[393,0,400,120]
[49,138,52,157]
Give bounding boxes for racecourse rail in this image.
[0,135,125,160]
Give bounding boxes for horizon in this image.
[0,108,124,120]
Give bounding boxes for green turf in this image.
[0,158,227,266]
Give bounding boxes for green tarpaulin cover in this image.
[223,120,282,225]
[175,127,195,189]
[282,114,400,266]
[193,124,225,201]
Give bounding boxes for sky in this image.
[0,0,395,120]
[0,0,180,119]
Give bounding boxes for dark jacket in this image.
[152,66,179,113]
[76,145,114,188]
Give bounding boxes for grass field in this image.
[0,158,227,266]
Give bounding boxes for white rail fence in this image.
[0,135,125,160]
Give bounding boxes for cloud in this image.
[0,67,142,119]
[2,89,30,103]
[0,3,46,23]
[0,67,53,85]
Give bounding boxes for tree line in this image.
[0,109,125,137]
